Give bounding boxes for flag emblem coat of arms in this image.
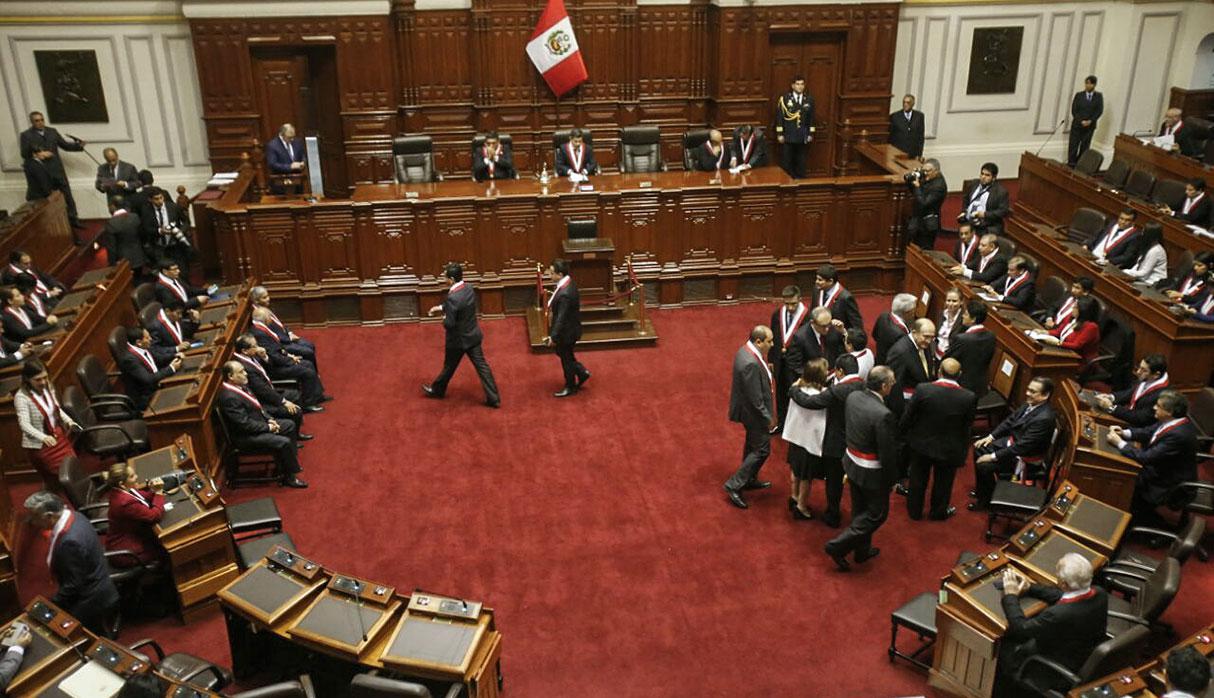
[526,0,588,97]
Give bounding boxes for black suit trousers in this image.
[270,360,325,406]
[1067,126,1094,166]
[725,421,771,491]
[821,456,844,518]
[974,439,1013,505]
[235,421,300,479]
[906,450,958,519]
[827,479,889,557]
[553,341,587,389]
[780,142,808,179]
[432,343,500,403]
[907,215,940,250]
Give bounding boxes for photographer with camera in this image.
[105,462,173,568]
[905,158,947,250]
[957,162,1009,236]
[141,188,192,272]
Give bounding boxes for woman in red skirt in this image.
[15,360,79,490]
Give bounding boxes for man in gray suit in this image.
[102,196,147,272]
[825,365,899,570]
[94,148,139,203]
[19,111,85,229]
[724,325,775,509]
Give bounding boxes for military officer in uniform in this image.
[775,76,814,179]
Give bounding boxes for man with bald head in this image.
[266,123,306,194]
[886,318,937,417]
[1159,108,1201,158]
[899,358,976,520]
[94,147,139,202]
[219,360,307,488]
[694,129,730,172]
[724,325,775,509]
[950,233,1007,285]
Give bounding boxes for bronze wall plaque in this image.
[34,50,109,123]
[966,27,1024,96]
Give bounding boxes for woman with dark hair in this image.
[1182,265,1214,323]
[14,359,78,489]
[0,285,57,342]
[104,461,168,567]
[1123,222,1167,285]
[783,358,830,521]
[1165,251,1213,303]
[1038,296,1101,364]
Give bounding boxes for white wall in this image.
[1191,33,1214,90]
[893,0,1214,186]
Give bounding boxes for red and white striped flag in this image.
[526,0,588,97]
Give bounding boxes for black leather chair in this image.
[1205,137,1214,165]
[1074,149,1104,176]
[138,301,162,330]
[681,129,712,171]
[214,407,282,487]
[618,126,665,173]
[470,135,517,179]
[1151,178,1187,210]
[567,219,597,240]
[1099,557,1180,637]
[553,130,601,175]
[132,282,157,312]
[348,673,464,698]
[128,639,234,692]
[985,425,1066,542]
[226,497,284,542]
[393,135,441,184]
[1123,170,1156,200]
[57,456,109,530]
[76,354,139,421]
[1101,159,1130,188]
[107,325,128,362]
[1065,207,1107,246]
[61,385,149,461]
[1011,625,1149,698]
[231,676,316,698]
[1033,275,1067,318]
[1102,518,1205,598]
[994,235,1016,260]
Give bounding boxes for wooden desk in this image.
[1112,133,1214,192]
[205,155,908,326]
[1004,518,1109,585]
[0,192,77,281]
[1055,381,1142,510]
[0,262,135,480]
[1041,480,1131,557]
[1005,218,1214,395]
[4,597,91,697]
[903,244,1082,400]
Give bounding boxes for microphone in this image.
[1035,118,1068,158]
[333,576,369,642]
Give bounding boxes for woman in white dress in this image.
[783,358,830,520]
[1123,222,1168,286]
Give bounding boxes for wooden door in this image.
[307,48,348,198]
[252,52,312,144]
[769,33,844,175]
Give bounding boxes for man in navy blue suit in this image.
[265,123,305,193]
[1107,390,1198,520]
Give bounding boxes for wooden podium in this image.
[561,237,614,300]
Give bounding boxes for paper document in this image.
[58,661,125,698]
[1153,134,1175,150]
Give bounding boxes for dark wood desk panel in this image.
[1113,133,1214,192]
[1005,217,1214,395]
[0,192,77,279]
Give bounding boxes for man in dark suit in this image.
[251,286,319,371]
[423,264,501,407]
[770,286,809,430]
[117,326,182,411]
[1067,76,1103,167]
[127,170,156,214]
[775,76,814,178]
[94,147,139,203]
[1159,108,1202,158]
[19,111,85,229]
[102,197,148,272]
[693,129,730,172]
[907,158,947,249]
[872,293,916,366]
[24,491,120,635]
[789,353,866,527]
[1107,390,1198,520]
[814,264,863,330]
[790,307,845,372]
[888,94,925,159]
[982,255,1036,311]
[1160,179,1211,225]
[1088,209,1140,270]
[472,133,516,182]
[154,261,208,315]
[1094,354,1169,427]
[723,326,775,509]
[146,299,194,360]
[234,333,310,440]
[953,222,980,267]
[950,233,1007,285]
[266,123,306,194]
[825,366,898,570]
[730,125,769,170]
[4,251,66,302]
[543,259,590,397]
[997,553,1108,696]
[971,377,1058,509]
[554,128,598,179]
[958,162,1010,236]
[141,189,191,271]
[900,358,976,520]
[945,300,996,398]
[886,318,937,417]
[1040,276,1094,330]
[219,361,307,488]
[251,307,327,410]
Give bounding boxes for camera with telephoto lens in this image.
[903,169,925,183]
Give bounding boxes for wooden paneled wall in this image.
[191,0,899,188]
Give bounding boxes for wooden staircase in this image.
[525,297,657,350]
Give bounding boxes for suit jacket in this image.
[991,271,1036,311]
[888,109,925,158]
[554,143,598,177]
[548,280,582,345]
[1070,91,1104,127]
[50,513,119,621]
[959,180,1010,234]
[147,313,191,351]
[1001,586,1108,679]
[23,158,56,201]
[239,355,289,411]
[154,275,205,310]
[266,136,305,175]
[967,252,1008,285]
[106,487,165,563]
[1087,225,1141,269]
[953,237,980,267]
[842,389,899,489]
[900,379,977,466]
[1173,194,1211,226]
[693,142,730,172]
[816,285,863,330]
[219,388,273,437]
[117,346,176,411]
[728,344,772,427]
[19,127,82,177]
[1122,419,1198,506]
[1,307,54,342]
[731,128,769,167]
[887,334,936,414]
[441,283,484,350]
[872,312,910,366]
[944,327,996,398]
[911,175,948,219]
[94,160,139,198]
[791,377,865,458]
[991,403,1056,467]
[1161,121,1202,158]
[141,200,182,243]
[103,211,147,269]
[0,645,23,691]
[775,91,814,143]
[788,325,845,375]
[769,305,808,389]
[250,323,303,371]
[1110,379,1168,428]
[472,146,516,181]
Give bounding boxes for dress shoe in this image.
[297,433,315,441]
[826,547,851,571]
[929,506,957,521]
[576,371,591,387]
[822,512,842,529]
[553,387,577,398]
[894,483,910,497]
[422,384,444,399]
[788,497,798,513]
[855,547,881,564]
[484,399,500,409]
[724,487,748,509]
[967,502,987,512]
[968,489,977,498]
[792,508,814,521]
[742,480,771,491]
[319,395,335,403]
[282,477,309,489]
[303,405,325,413]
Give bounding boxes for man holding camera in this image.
[957,162,1010,236]
[906,158,947,250]
[142,188,192,271]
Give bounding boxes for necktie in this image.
[158,207,167,229]
[1086,93,1091,101]
[785,309,792,329]
[919,349,929,377]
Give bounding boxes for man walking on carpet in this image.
[423,263,501,408]
[723,325,775,509]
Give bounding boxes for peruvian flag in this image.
[526,0,588,97]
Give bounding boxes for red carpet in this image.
[15,288,1214,696]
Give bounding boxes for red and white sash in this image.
[1100,225,1136,254]
[1129,373,1168,409]
[846,447,880,469]
[836,374,863,385]
[547,275,571,309]
[745,341,772,384]
[965,323,986,334]
[9,264,48,295]
[27,294,46,318]
[1150,417,1188,445]
[1059,319,1077,342]
[1183,193,1205,215]
[29,387,60,431]
[127,344,157,372]
[818,283,842,310]
[563,143,585,173]
[977,251,996,274]
[235,353,271,383]
[738,133,755,163]
[266,310,287,331]
[120,487,152,508]
[1178,275,1204,299]
[1003,272,1030,297]
[704,142,725,169]
[157,309,183,345]
[933,378,962,389]
[1201,293,1214,315]
[449,281,466,294]
[47,510,74,567]
[780,303,807,348]
[483,146,499,177]
[1054,297,1077,325]
[1058,588,1096,604]
[5,306,31,330]
[223,381,263,410]
[157,273,188,302]
[958,236,978,264]
[890,313,910,336]
[251,321,277,341]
